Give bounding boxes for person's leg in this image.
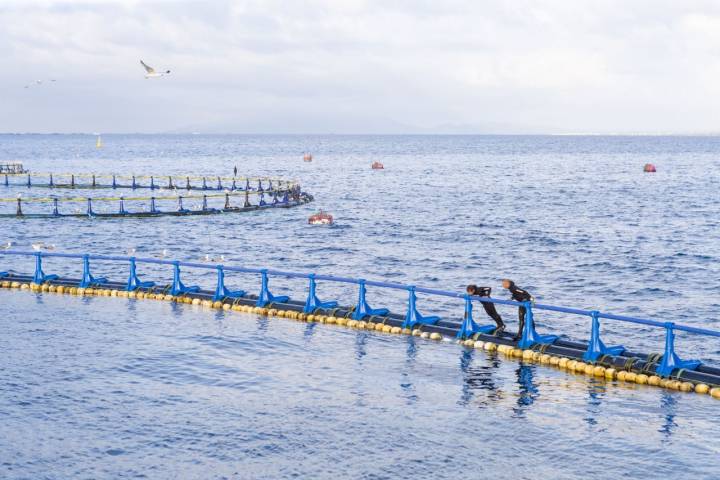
[515,306,526,340]
[481,301,505,330]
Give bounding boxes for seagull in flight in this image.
[140,60,171,79]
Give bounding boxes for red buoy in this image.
[643,163,656,173]
[371,161,384,170]
[308,210,333,225]
[303,153,313,162]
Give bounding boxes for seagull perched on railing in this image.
[140,60,171,79]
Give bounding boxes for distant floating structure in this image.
[643,163,656,173]
[96,135,103,149]
[0,162,28,174]
[308,210,333,225]
[303,153,313,162]
[371,161,384,170]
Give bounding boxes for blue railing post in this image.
[32,252,58,285]
[26,174,31,187]
[177,196,188,213]
[259,192,266,206]
[212,265,246,301]
[150,176,156,189]
[402,286,441,329]
[86,198,94,217]
[303,274,338,313]
[79,254,107,288]
[170,261,200,296]
[656,322,701,377]
[517,301,558,349]
[119,197,127,215]
[256,269,289,307]
[216,176,222,190]
[150,197,159,214]
[583,311,625,362]
[52,198,59,216]
[49,174,54,187]
[132,176,137,189]
[125,257,155,291]
[352,279,389,320]
[202,177,208,190]
[456,296,496,339]
[112,175,117,189]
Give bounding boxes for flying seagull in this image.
[140,60,170,79]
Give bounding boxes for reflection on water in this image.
[659,391,678,439]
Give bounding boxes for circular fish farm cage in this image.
[0,172,312,218]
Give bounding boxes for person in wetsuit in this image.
[502,279,534,340]
[466,284,505,333]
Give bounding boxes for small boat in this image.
[643,163,656,173]
[371,161,384,170]
[96,135,103,148]
[303,153,313,162]
[308,210,333,225]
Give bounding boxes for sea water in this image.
[0,134,719,479]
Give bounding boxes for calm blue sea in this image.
[0,134,719,479]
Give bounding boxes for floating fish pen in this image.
[0,162,28,175]
[1,250,719,398]
[2,172,290,191]
[0,173,311,218]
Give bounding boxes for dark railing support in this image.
[517,301,558,349]
[583,311,625,362]
[457,296,496,339]
[352,280,389,320]
[126,257,155,291]
[79,254,107,288]
[402,286,441,329]
[32,252,58,285]
[303,274,338,313]
[256,269,289,307]
[170,261,200,296]
[656,323,701,376]
[213,265,246,301]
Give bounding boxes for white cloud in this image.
[1,0,720,133]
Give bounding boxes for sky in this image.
[2,0,720,134]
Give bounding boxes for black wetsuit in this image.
[468,286,505,331]
[507,282,532,339]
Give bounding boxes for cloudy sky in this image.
[2,0,720,134]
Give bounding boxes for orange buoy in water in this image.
[303,153,313,162]
[643,163,656,173]
[308,210,333,225]
[371,161,384,170]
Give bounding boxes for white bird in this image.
[126,247,137,256]
[2,241,13,250]
[140,60,171,79]
[31,242,55,251]
[154,249,169,258]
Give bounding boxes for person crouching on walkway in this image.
[466,284,505,334]
[501,279,534,340]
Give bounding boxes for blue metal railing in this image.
[0,250,718,377]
